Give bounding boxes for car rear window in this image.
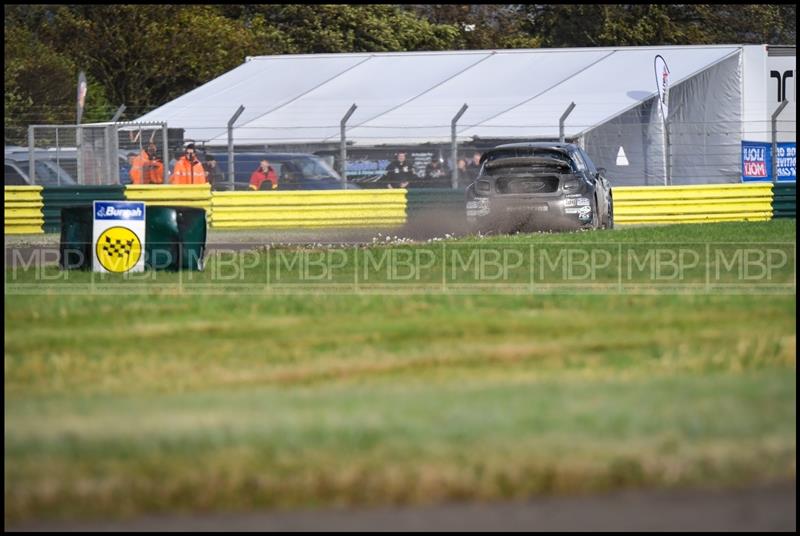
[484,150,578,174]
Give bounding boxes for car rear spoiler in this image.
[484,156,572,172]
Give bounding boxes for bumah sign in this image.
[92,201,146,273]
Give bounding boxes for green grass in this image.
[4,220,797,524]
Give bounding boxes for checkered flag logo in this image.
[95,226,142,273]
[101,235,135,259]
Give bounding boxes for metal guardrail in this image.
[4,186,44,234]
[613,183,775,225]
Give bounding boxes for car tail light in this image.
[562,179,580,193]
[476,180,491,193]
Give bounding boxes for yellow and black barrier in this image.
[3,182,796,235]
[124,184,213,220]
[4,186,44,234]
[613,183,775,225]
[210,189,407,229]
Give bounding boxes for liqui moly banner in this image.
[654,55,670,121]
[742,141,797,182]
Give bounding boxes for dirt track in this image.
[4,222,467,270]
[8,482,795,532]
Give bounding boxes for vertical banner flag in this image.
[654,55,670,121]
[77,71,87,125]
[93,201,146,273]
[654,55,671,185]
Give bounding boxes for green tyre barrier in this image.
[772,182,796,219]
[60,205,207,271]
[405,188,466,233]
[43,186,126,233]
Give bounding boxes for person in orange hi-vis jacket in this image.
[169,143,207,184]
[131,142,164,184]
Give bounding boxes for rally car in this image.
[465,142,613,233]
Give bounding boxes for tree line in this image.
[4,4,795,143]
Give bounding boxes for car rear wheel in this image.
[605,195,614,229]
[589,195,602,230]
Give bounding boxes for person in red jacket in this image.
[249,159,278,190]
[169,144,207,185]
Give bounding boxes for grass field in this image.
[4,220,796,525]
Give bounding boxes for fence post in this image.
[559,102,576,143]
[340,103,357,187]
[772,99,789,183]
[28,125,35,185]
[665,119,671,186]
[106,124,117,185]
[451,103,469,189]
[227,105,245,186]
[162,123,169,183]
[55,127,61,186]
[76,125,84,185]
[110,105,126,122]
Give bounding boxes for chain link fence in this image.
[5,117,796,188]
[20,122,183,186]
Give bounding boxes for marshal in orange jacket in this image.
[130,150,165,184]
[169,156,207,184]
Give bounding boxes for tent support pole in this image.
[559,102,576,143]
[227,105,245,186]
[340,103,357,188]
[451,103,468,190]
[772,100,788,183]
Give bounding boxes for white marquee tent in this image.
[138,44,795,185]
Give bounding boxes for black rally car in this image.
[465,142,613,233]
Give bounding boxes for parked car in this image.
[5,147,134,186]
[4,148,77,186]
[206,152,359,191]
[465,142,613,233]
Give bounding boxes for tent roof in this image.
[136,45,746,146]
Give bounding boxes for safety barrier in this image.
[124,185,213,219]
[211,189,407,229]
[4,182,795,235]
[613,183,775,225]
[404,188,466,232]
[4,186,44,234]
[41,185,126,233]
[406,188,465,217]
[772,182,796,219]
